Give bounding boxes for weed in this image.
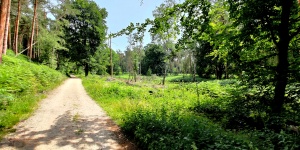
[72,113,80,122]
[75,128,84,135]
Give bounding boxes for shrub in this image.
[122,107,254,150]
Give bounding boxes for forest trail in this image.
[0,78,135,150]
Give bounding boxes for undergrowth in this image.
[82,75,300,149]
[0,52,65,138]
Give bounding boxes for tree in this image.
[125,33,144,82]
[0,0,10,63]
[141,43,166,76]
[151,0,178,85]
[227,0,300,130]
[2,0,11,54]
[63,0,107,76]
[13,0,22,54]
[28,0,38,59]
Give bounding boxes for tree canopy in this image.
[63,0,107,76]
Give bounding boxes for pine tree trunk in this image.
[13,0,21,54]
[8,20,11,49]
[35,16,39,59]
[3,0,11,55]
[0,0,9,63]
[29,0,38,59]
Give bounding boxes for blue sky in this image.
[94,0,165,52]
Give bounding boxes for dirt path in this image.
[0,78,136,150]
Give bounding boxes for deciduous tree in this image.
[63,0,107,76]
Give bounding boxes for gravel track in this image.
[0,78,135,150]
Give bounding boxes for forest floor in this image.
[0,78,137,150]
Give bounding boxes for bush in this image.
[146,68,152,76]
[122,107,254,150]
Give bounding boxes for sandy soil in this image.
[0,78,136,150]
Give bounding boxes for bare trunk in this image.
[110,34,113,76]
[0,0,9,63]
[162,63,167,85]
[8,20,11,49]
[225,62,229,79]
[84,63,89,77]
[13,0,22,54]
[272,0,291,114]
[270,0,292,132]
[193,57,196,82]
[134,71,137,82]
[36,16,39,59]
[29,0,38,59]
[3,0,11,54]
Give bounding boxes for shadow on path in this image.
[1,111,135,150]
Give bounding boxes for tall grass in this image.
[82,75,262,149]
[83,75,300,149]
[0,52,65,138]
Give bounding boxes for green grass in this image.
[0,52,66,138]
[82,75,260,149]
[82,75,224,123]
[83,75,300,149]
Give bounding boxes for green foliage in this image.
[123,107,253,150]
[146,68,152,76]
[90,47,120,75]
[83,75,300,149]
[127,0,300,131]
[191,81,300,135]
[0,54,65,136]
[37,27,67,68]
[63,0,108,76]
[141,43,166,76]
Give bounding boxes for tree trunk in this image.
[193,58,196,82]
[134,71,137,82]
[272,0,292,114]
[110,35,113,76]
[270,0,292,131]
[162,63,167,85]
[3,0,11,54]
[0,0,9,63]
[8,20,11,49]
[225,62,229,79]
[29,0,38,59]
[84,63,89,77]
[13,0,22,54]
[33,17,39,59]
[36,17,39,59]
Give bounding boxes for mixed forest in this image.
[1,0,300,149]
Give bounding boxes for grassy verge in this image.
[0,53,66,138]
[82,75,266,149]
[83,75,300,149]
